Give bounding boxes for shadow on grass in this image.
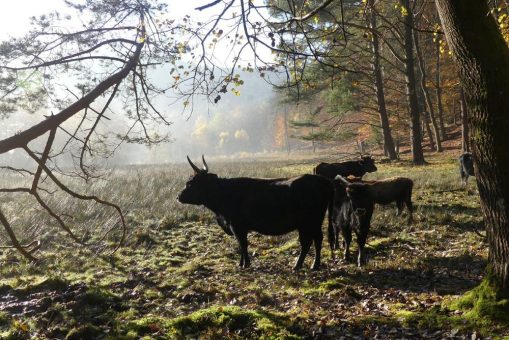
[416,202,480,216]
[342,253,485,295]
[414,203,483,232]
[0,277,124,339]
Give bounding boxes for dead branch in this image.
[0,207,38,261]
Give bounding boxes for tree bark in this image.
[402,0,426,164]
[460,87,469,152]
[369,0,398,160]
[436,0,509,298]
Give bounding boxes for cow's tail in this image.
[327,185,335,253]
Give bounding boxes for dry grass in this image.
[0,153,499,338]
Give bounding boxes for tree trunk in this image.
[436,0,509,298]
[369,0,398,160]
[422,112,435,150]
[402,0,426,164]
[284,104,291,154]
[436,38,447,140]
[414,27,443,152]
[460,87,470,152]
[452,99,458,126]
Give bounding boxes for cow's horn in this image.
[187,156,201,174]
[335,175,350,186]
[202,154,209,172]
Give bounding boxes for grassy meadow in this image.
[0,153,502,339]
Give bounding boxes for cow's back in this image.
[229,175,332,235]
[314,161,365,180]
[369,177,413,204]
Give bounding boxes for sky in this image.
[0,1,281,165]
[0,1,195,38]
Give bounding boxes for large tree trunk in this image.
[436,0,509,298]
[460,87,469,152]
[369,0,398,160]
[402,0,426,164]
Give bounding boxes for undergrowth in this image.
[0,152,503,338]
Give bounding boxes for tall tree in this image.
[436,0,509,297]
[459,88,469,152]
[401,0,426,164]
[368,0,398,160]
[435,37,447,140]
[413,25,443,152]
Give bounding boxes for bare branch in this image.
[0,41,144,155]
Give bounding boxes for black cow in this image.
[331,177,373,267]
[459,152,475,184]
[349,176,414,223]
[334,175,414,266]
[178,156,334,270]
[314,156,377,180]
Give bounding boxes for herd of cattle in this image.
[178,153,475,270]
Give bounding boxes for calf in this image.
[334,175,414,266]
[459,152,475,184]
[329,176,374,267]
[314,156,377,180]
[340,176,413,221]
[178,156,334,270]
[330,177,372,267]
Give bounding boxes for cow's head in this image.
[177,155,219,205]
[359,155,377,173]
[335,175,370,216]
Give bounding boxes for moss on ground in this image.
[396,275,509,336]
[0,153,504,338]
[166,306,303,339]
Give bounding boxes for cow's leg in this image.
[405,195,414,224]
[356,232,367,267]
[328,219,337,252]
[334,224,341,250]
[356,217,371,267]
[232,228,250,268]
[294,231,312,271]
[311,228,323,270]
[460,169,467,185]
[396,201,404,216]
[341,223,352,262]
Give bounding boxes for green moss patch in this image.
[167,306,303,339]
[396,277,509,336]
